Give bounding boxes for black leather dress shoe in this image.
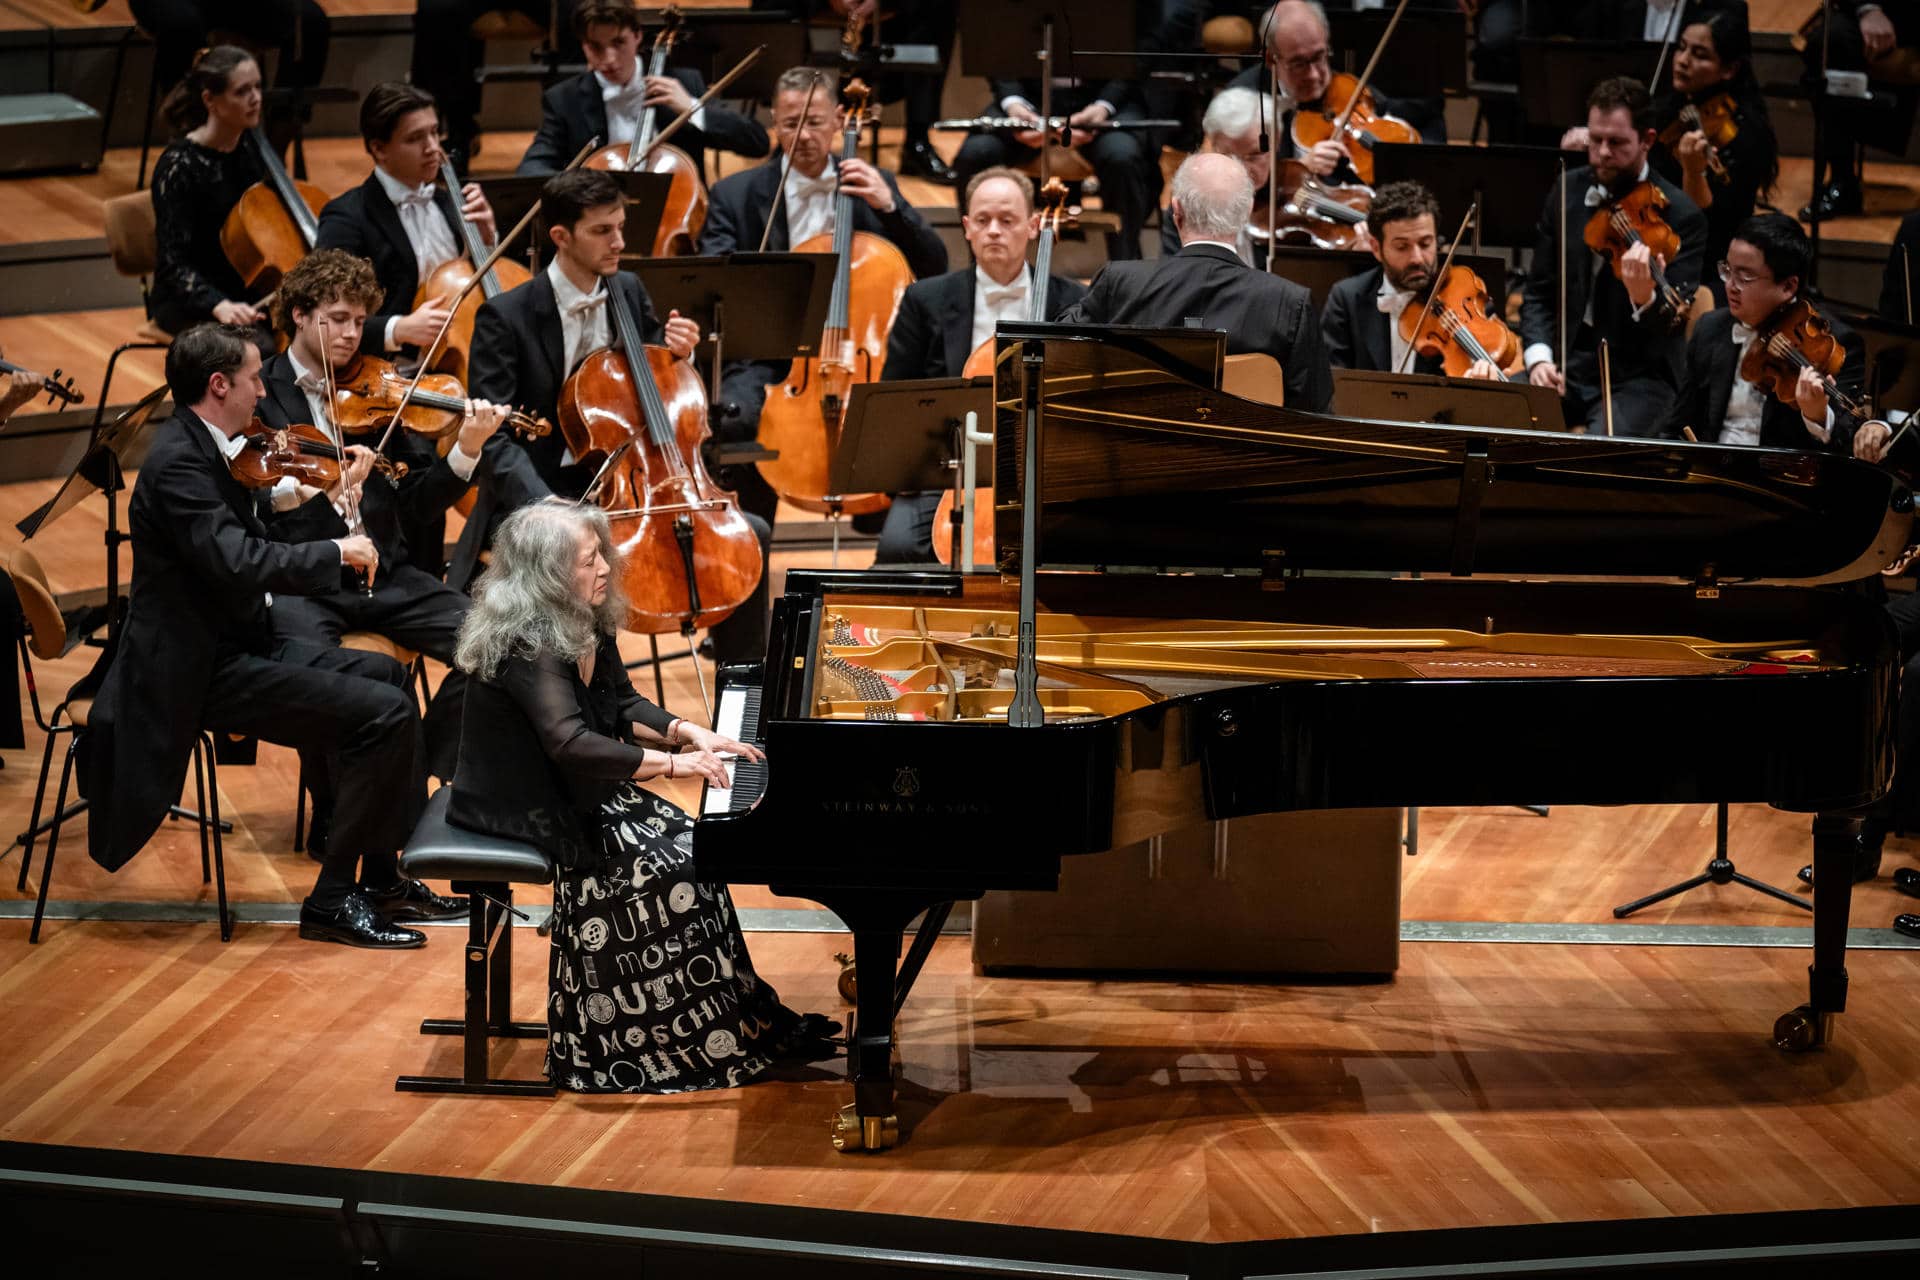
[299,893,427,949]
[1797,836,1882,888]
[1894,866,1920,898]
[1798,182,1863,222]
[897,138,956,184]
[364,878,468,922]
[1893,912,1920,940]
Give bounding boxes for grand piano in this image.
[694,324,1910,1152]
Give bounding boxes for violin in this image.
[226,419,409,490]
[1254,159,1371,251]
[754,79,908,517]
[1657,91,1736,184]
[559,276,761,634]
[1290,72,1417,187]
[1737,296,1868,420]
[415,158,533,384]
[583,6,707,256]
[1399,265,1525,380]
[1583,180,1688,316]
[327,353,551,447]
[0,358,82,407]
[219,127,327,296]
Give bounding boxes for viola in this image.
[415,158,533,383]
[755,79,909,517]
[327,353,551,447]
[1254,159,1371,251]
[583,6,707,257]
[0,358,82,407]
[226,418,409,491]
[219,127,327,295]
[1399,265,1525,381]
[1657,91,1737,184]
[1583,180,1688,316]
[1289,72,1417,187]
[1737,297,1868,420]
[558,279,762,634]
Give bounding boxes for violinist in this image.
[147,47,273,338]
[1649,3,1779,305]
[1158,87,1277,268]
[1231,2,1359,184]
[948,0,1169,260]
[1519,77,1707,435]
[256,249,511,781]
[81,323,455,951]
[516,1,771,178]
[875,167,1088,564]
[1659,214,1866,451]
[315,83,498,361]
[1322,180,1499,380]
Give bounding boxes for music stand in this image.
[1333,368,1566,433]
[1370,144,1580,253]
[1326,8,1467,100]
[1842,311,1920,418]
[1515,39,1662,141]
[1262,246,1507,314]
[475,171,670,270]
[831,378,993,567]
[626,252,833,463]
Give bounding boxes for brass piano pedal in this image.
[830,1103,899,1153]
[833,951,858,1004]
[1772,1004,1835,1053]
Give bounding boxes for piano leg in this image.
[1775,811,1859,1052]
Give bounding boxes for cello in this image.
[219,126,327,295]
[414,157,533,384]
[584,6,708,256]
[560,274,761,635]
[754,78,910,518]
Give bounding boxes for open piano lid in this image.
[989,323,1914,587]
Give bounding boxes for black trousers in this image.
[269,565,470,780]
[131,0,329,135]
[412,0,580,151]
[875,490,942,565]
[952,122,1161,261]
[1564,334,1676,438]
[200,638,422,909]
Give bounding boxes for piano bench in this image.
[394,788,556,1099]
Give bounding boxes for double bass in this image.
[414,157,533,384]
[219,126,327,295]
[584,6,707,256]
[754,79,910,517]
[559,276,761,634]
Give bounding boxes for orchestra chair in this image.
[291,631,430,854]
[2,543,230,945]
[393,786,555,1097]
[1222,353,1286,407]
[101,191,175,348]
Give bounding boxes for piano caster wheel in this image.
[834,952,857,1004]
[1773,1005,1834,1053]
[830,1104,898,1152]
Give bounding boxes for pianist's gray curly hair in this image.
[454,499,627,681]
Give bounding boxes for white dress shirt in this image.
[1645,0,1685,43]
[1725,319,1836,445]
[549,257,614,379]
[374,165,461,353]
[597,69,704,146]
[1376,281,1418,374]
[970,264,1033,353]
[784,157,838,247]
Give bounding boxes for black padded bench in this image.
[394,787,555,1098]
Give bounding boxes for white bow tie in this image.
[983,285,1026,309]
[566,290,607,319]
[295,370,327,396]
[789,170,837,201]
[1376,286,1416,314]
[1584,184,1615,209]
[602,75,644,104]
[1732,321,1755,346]
[394,187,436,212]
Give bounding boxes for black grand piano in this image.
[694,324,1910,1152]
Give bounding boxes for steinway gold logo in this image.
[814,764,993,817]
[892,766,921,798]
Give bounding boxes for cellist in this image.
[697,65,946,659]
[516,1,771,178]
[315,82,498,362]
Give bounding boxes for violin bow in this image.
[640,44,766,165]
[757,77,820,252]
[374,137,602,453]
[1395,202,1476,375]
[1649,4,1685,91]
[1557,158,1568,388]
[315,319,374,594]
[1598,337,1615,438]
[1330,0,1413,138]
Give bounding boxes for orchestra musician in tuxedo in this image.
[255,249,511,787]
[875,167,1088,564]
[315,82,499,363]
[696,65,946,654]
[1060,152,1334,413]
[1158,87,1282,267]
[1322,179,1449,376]
[516,0,770,177]
[80,323,456,950]
[1520,77,1707,436]
[1656,213,1865,450]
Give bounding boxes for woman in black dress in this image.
[1651,3,1780,305]
[449,500,836,1094]
[147,46,272,336]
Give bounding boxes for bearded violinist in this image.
[1520,77,1707,436]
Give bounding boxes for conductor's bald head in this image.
[1169,152,1254,247]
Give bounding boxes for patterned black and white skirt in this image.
[546,785,802,1093]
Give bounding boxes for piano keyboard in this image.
[700,682,766,816]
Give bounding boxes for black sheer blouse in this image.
[448,634,677,870]
[147,138,265,334]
